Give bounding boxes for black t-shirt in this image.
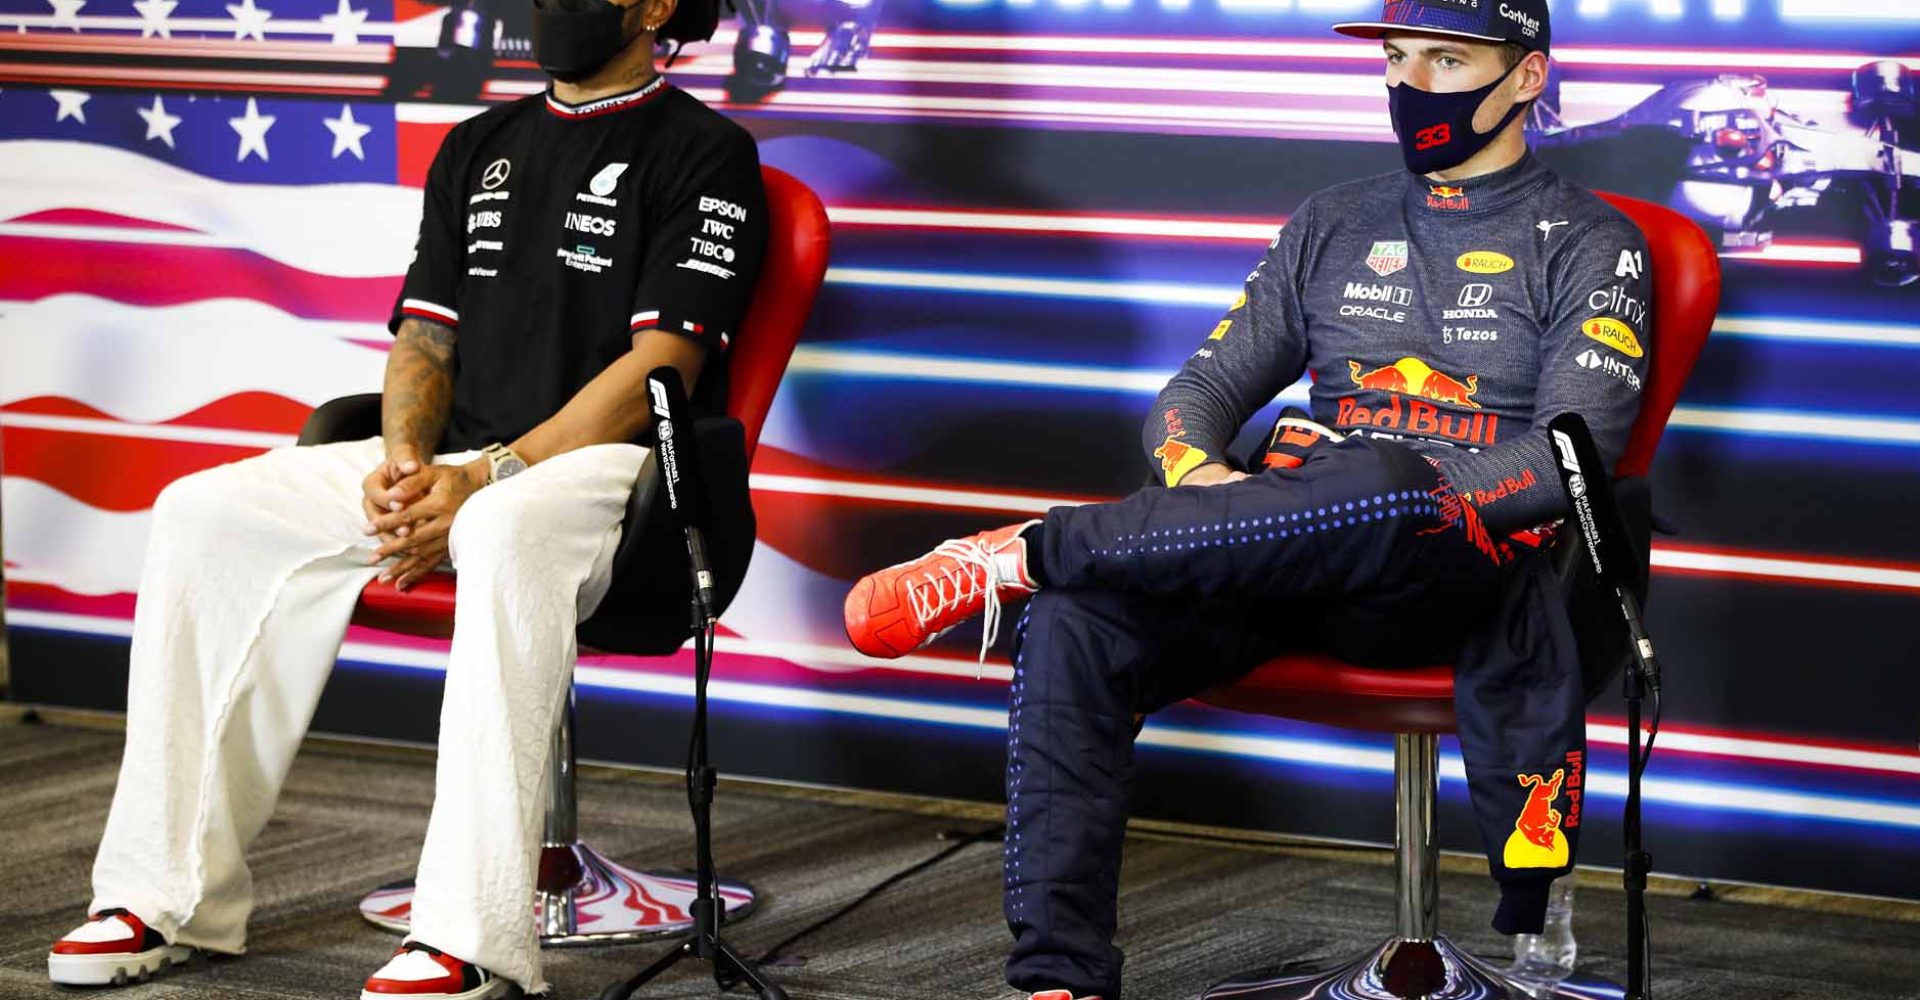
[390,79,769,452]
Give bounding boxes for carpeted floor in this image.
[1,715,1915,1000]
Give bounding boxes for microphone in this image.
[648,366,717,624]
[1548,412,1658,691]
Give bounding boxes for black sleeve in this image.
[389,129,464,333]
[1142,198,1314,486]
[629,129,768,355]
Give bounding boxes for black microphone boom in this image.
[1548,411,1660,1000]
[1547,412,1633,590]
[648,366,718,623]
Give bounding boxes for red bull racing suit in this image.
[1003,153,1651,998]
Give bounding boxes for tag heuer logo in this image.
[1366,241,1409,277]
[589,162,629,197]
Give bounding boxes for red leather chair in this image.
[296,166,829,945]
[1195,193,1720,999]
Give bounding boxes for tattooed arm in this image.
[359,318,460,586]
[381,316,458,465]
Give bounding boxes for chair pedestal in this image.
[1200,735,1621,1000]
[357,687,759,946]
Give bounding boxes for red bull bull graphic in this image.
[1347,357,1482,407]
[1427,184,1471,211]
[1153,436,1209,486]
[1339,358,1500,447]
[1504,768,1572,869]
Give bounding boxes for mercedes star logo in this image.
[481,158,511,191]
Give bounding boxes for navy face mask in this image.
[531,0,638,83]
[1388,61,1529,174]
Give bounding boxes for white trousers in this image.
[88,436,649,994]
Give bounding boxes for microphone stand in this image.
[1613,584,1660,1000]
[600,380,787,1000]
[600,571,786,1000]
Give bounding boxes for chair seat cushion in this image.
[354,574,459,640]
[1196,653,1457,733]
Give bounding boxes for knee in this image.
[151,467,236,533]
[448,486,545,569]
[1013,590,1139,704]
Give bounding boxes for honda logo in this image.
[1458,283,1493,308]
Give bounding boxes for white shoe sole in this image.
[48,944,194,987]
[359,977,508,1000]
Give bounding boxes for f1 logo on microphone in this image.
[1551,429,1583,474]
[1414,124,1451,151]
[649,379,672,420]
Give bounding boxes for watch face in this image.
[497,456,528,480]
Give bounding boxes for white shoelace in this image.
[907,535,1016,671]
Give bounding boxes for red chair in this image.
[296,166,830,945]
[1195,193,1720,999]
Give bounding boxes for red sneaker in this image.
[1031,992,1104,1000]
[47,909,195,986]
[361,942,508,1000]
[845,520,1040,660]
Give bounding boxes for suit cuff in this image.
[1492,880,1552,935]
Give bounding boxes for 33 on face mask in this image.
[1387,61,1529,175]
[531,0,637,83]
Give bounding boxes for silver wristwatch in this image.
[482,443,528,484]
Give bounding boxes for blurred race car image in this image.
[729,0,883,98]
[1535,61,1920,287]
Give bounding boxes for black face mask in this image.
[531,0,637,83]
[1387,62,1529,174]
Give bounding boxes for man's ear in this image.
[1514,50,1550,104]
[639,0,677,32]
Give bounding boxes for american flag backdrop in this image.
[4,0,1920,900]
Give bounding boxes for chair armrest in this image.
[298,393,383,446]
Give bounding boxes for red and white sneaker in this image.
[845,520,1040,661]
[47,908,195,986]
[1030,992,1104,1000]
[361,942,508,1000]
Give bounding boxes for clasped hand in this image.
[360,453,485,590]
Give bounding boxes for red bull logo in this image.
[1338,359,1498,447]
[1153,435,1210,486]
[1348,357,1481,408]
[1504,768,1571,869]
[1426,185,1470,211]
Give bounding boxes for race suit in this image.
[1003,153,1652,999]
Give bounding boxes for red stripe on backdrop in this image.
[0,236,395,322]
[4,393,317,434]
[9,428,1920,595]
[7,209,208,233]
[1,424,268,511]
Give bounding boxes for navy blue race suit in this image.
[1003,153,1650,999]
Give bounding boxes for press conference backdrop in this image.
[3,0,1918,901]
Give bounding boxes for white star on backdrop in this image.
[50,88,89,123]
[46,0,85,30]
[133,0,177,38]
[323,103,371,159]
[138,94,182,148]
[225,0,270,41]
[319,0,366,45]
[228,97,275,161]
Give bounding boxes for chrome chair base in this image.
[1200,935,1624,1000]
[357,841,759,947]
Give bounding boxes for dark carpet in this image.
[0,716,1915,1000]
